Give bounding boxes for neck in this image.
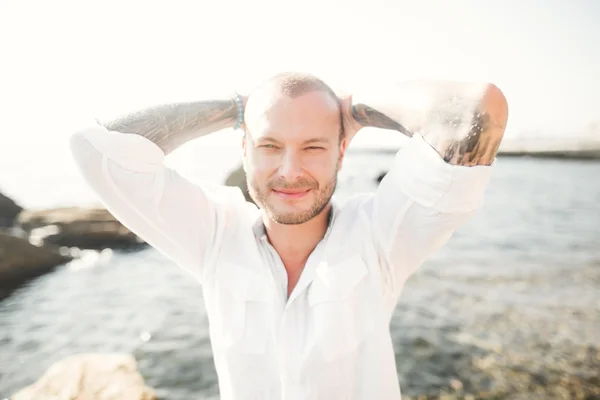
[263,202,332,262]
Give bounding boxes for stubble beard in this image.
[248,171,338,225]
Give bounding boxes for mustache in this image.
[268,177,318,191]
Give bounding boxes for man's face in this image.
[243,90,346,225]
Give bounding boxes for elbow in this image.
[483,83,509,133]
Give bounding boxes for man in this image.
[70,72,508,399]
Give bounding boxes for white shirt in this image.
[70,125,494,400]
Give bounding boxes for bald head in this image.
[262,72,340,101]
[244,72,343,139]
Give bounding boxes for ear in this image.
[337,136,349,171]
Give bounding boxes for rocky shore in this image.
[9,353,156,400]
[0,191,145,300]
[395,302,600,400]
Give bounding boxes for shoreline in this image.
[347,148,600,160]
[496,150,600,159]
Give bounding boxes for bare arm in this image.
[71,95,247,277]
[347,81,506,305]
[99,97,241,155]
[349,81,509,166]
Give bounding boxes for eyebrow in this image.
[259,136,283,144]
[258,136,330,145]
[302,137,330,145]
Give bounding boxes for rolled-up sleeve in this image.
[368,133,494,298]
[70,125,239,280]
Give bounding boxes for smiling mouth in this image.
[272,189,311,199]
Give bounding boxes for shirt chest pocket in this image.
[307,255,376,363]
[206,263,272,355]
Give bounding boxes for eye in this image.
[305,146,325,151]
[259,144,278,149]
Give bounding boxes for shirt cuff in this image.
[72,124,166,173]
[389,133,495,213]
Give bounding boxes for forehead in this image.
[245,90,341,143]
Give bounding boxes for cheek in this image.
[304,153,339,177]
[246,151,276,180]
[250,153,276,170]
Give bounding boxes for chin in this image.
[264,202,313,224]
[270,204,311,218]
[270,211,316,225]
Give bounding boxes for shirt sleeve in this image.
[69,124,242,281]
[368,133,494,298]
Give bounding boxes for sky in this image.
[0,0,599,185]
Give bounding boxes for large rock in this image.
[10,353,156,400]
[17,207,145,250]
[225,165,253,203]
[0,231,71,292]
[0,191,23,227]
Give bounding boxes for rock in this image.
[225,164,253,203]
[0,191,23,227]
[17,207,145,250]
[10,353,156,400]
[0,231,71,294]
[376,171,387,184]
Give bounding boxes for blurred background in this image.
[1,0,599,399]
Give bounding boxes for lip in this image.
[272,189,311,199]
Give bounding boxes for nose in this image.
[278,149,303,180]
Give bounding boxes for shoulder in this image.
[208,184,258,223]
[330,193,376,237]
[200,185,259,273]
